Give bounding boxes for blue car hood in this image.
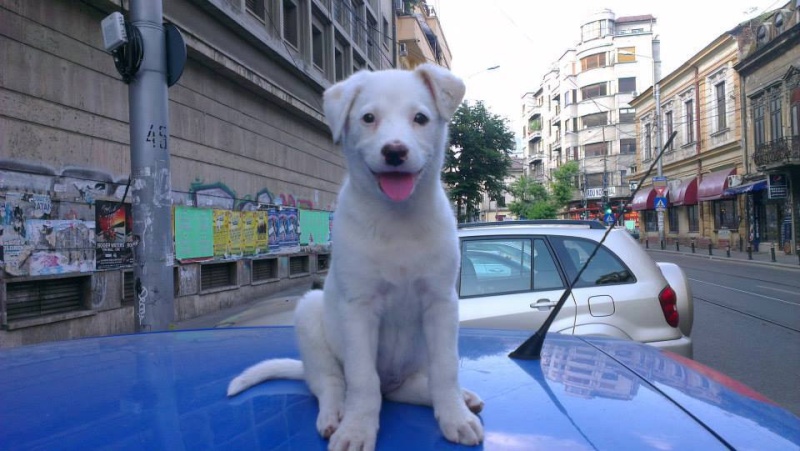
[1,328,798,450]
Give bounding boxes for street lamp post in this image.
[652,38,665,247]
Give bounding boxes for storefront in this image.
[698,168,741,248]
[667,177,700,242]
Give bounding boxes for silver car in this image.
[458,220,693,357]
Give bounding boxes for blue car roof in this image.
[2,328,798,450]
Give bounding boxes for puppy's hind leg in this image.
[385,372,484,414]
[294,290,345,438]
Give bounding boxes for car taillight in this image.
[658,285,679,328]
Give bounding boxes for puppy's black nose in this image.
[381,143,408,167]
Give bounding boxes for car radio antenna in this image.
[510,131,677,360]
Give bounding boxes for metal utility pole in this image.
[128,0,175,332]
[652,38,665,247]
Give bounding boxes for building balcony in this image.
[528,151,545,164]
[527,129,542,142]
[397,5,451,68]
[753,136,800,170]
[525,105,542,120]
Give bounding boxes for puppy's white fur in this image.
[228,64,483,450]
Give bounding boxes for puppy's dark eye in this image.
[362,113,375,124]
[414,113,429,125]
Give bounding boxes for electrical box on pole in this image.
[102,1,185,331]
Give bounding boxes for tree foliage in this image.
[444,101,515,222]
[508,161,580,219]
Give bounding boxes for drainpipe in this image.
[738,67,751,252]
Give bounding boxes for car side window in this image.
[552,237,635,287]
[533,239,564,290]
[460,239,532,297]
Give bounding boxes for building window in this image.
[620,138,636,155]
[289,255,310,276]
[383,18,390,48]
[311,20,326,71]
[713,199,737,230]
[585,172,610,187]
[585,142,608,158]
[644,210,658,232]
[668,208,679,233]
[791,87,800,136]
[754,100,765,146]
[618,77,636,94]
[246,0,265,19]
[252,258,278,282]
[685,100,694,144]
[644,123,652,160]
[581,19,613,42]
[769,94,783,140]
[581,82,607,100]
[619,108,635,123]
[283,0,300,49]
[582,112,608,128]
[6,276,88,321]
[715,82,727,131]
[201,262,237,290]
[580,53,607,71]
[687,205,699,232]
[617,46,636,63]
[665,111,674,150]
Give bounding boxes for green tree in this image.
[444,101,515,222]
[507,161,579,219]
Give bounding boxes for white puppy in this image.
[228,64,483,450]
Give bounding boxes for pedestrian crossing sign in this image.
[654,196,667,210]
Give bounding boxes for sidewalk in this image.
[642,241,800,269]
[172,283,310,331]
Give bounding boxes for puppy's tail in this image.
[227,358,304,397]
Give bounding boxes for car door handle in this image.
[531,299,557,311]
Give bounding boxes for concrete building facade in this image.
[521,10,657,224]
[0,0,399,347]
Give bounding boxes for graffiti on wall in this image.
[1,160,332,275]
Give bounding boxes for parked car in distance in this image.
[457,220,693,357]
[2,327,797,450]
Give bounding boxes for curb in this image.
[644,247,800,270]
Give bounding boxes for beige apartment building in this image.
[630,32,744,250]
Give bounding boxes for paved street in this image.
[645,248,800,416]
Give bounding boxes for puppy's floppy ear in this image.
[414,63,466,121]
[323,71,369,144]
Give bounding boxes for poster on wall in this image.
[213,209,231,258]
[95,201,133,270]
[25,220,96,276]
[268,207,279,253]
[174,206,213,261]
[279,207,300,253]
[298,209,332,246]
[228,211,242,258]
[2,192,55,275]
[240,211,257,256]
[255,211,268,255]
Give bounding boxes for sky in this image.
[432,0,783,150]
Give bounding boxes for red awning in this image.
[698,168,736,202]
[632,186,657,211]
[669,178,698,206]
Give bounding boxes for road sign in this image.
[653,176,668,197]
[654,196,668,211]
[604,213,616,225]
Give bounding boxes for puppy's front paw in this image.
[436,406,484,446]
[327,419,378,451]
[316,406,343,439]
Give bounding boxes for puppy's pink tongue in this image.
[378,172,415,201]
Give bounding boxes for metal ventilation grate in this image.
[6,277,87,321]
